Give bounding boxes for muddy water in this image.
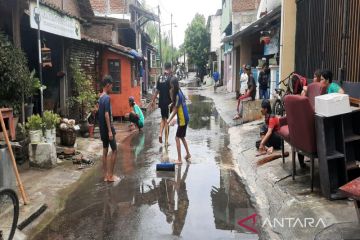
[35,95,258,240]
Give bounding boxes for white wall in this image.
[256,0,281,19]
[210,14,222,53]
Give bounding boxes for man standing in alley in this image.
[258,63,270,99]
[98,75,119,182]
[151,62,172,144]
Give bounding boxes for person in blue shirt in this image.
[98,75,119,182]
[167,77,191,164]
[212,70,220,92]
[126,96,144,131]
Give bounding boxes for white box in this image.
[315,93,352,117]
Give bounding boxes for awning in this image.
[222,6,281,43]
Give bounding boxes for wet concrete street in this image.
[35,93,258,240]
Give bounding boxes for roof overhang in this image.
[222,6,281,43]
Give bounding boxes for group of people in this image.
[96,62,192,182]
[257,68,344,166]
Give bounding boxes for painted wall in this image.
[210,14,222,53]
[101,49,141,117]
[221,0,232,32]
[279,0,296,82]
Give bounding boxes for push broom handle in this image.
[0,110,29,205]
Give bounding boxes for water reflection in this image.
[35,94,257,240]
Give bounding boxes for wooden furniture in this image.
[315,108,360,199]
[339,177,360,221]
[0,108,16,141]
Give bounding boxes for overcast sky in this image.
[145,0,222,48]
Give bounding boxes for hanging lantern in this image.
[41,46,52,68]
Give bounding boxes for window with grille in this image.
[108,60,121,93]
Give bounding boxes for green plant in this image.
[42,110,60,129]
[0,31,32,103]
[26,114,43,131]
[68,61,97,120]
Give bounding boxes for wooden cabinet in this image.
[315,108,360,199]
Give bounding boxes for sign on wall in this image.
[30,2,81,40]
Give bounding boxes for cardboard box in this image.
[315,93,352,117]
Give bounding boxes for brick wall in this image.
[84,24,113,44]
[68,40,98,89]
[232,0,261,12]
[42,0,81,17]
[110,0,127,14]
[90,0,106,14]
[90,0,127,14]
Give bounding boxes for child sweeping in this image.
[167,77,191,164]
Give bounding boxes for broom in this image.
[257,152,289,166]
[156,122,175,171]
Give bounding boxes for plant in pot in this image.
[59,118,77,147]
[43,110,60,143]
[0,32,41,123]
[26,114,43,143]
[68,61,97,137]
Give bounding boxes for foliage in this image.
[42,110,60,129]
[68,61,97,120]
[26,114,43,131]
[184,14,210,68]
[145,22,179,65]
[0,32,42,116]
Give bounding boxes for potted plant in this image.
[68,61,97,137]
[0,32,42,123]
[59,118,77,147]
[42,110,60,143]
[26,114,43,143]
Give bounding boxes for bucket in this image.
[88,124,94,138]
[45,128,56,143]
[29,130,43,143]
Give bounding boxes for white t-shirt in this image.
[240,73,248,94]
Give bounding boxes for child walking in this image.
[167,77,191,164]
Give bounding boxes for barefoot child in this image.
[98,76,119,182]
[167,77,191,164]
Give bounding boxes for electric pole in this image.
[171,13,173,68]
[158,5,162,74]
[35,0,44,116]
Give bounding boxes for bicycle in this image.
[0,188,19,240]
[272,72,295,116]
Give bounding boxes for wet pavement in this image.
[34,94,258,240]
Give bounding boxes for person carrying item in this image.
[98,75,119,182]
[234,64,256,120]
[256,100,282,155]
[167,77,191,164]
[125,96,144,131]
[320,69,345,94]
[258,63,270,99]
[151,62,173,144]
